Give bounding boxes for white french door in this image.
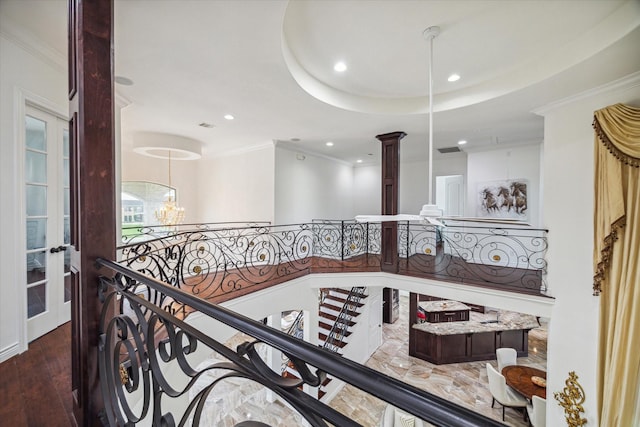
[24,105,71,341]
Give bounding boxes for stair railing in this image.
[322,287,367,353]
[281,310,306,374]
[97,258,502,426]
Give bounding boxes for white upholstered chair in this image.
[486,363,527,421]
[527,395,546,427]
[380,404,426,427]
[496,347,518,372]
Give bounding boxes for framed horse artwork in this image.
[476,179,528,220]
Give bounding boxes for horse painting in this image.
[497,186,514,212]
[477,179,528,219]
[510,181,527,214]
[481,188,500,213]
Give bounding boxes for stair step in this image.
[318,311,356,326]
[328,288,367,299]
[324,294,365,307]
[318,333,348,347]
[318,321,352,336]
[320,303,360,317]
[283,369,299,380]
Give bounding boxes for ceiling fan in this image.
[355,26,526,228]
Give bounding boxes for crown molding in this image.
[532,71,640,116]
[0,20,66,72]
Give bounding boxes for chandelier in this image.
[154,150,185,226]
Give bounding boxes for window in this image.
[121,181,176,231]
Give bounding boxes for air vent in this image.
[198,122,215,128]
[438,146,461,154]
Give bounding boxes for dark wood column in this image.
[68,0,115,425]
[376,131,406,273]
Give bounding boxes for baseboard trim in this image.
[0,342,21,364]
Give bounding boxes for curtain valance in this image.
[592,103,640,295]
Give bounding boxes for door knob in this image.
[50,245,67,253]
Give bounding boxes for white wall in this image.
[352,164,380,217]
[275,146,354,224]
[0,32,68,360]
[466,143,542,227]
[353,155,467,216]
[197,145,275,223]
[539,75,640,426]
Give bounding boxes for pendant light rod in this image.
[423,26,440,205]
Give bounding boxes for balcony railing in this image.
[118,220,548,300]
[97,258,504,426]
[121,221,272,244]
[398,222,548,293]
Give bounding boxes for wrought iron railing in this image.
[398,222,548,293]
[311,220,381,270]
[97,258,503,427]
[285,310,305,340]
[323,287,367,353]
[118,220,548,301]
[118,223,313,302]
[121,221,271,244]
[281,310,305,374]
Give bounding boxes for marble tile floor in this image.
[329,295,548,426]
[195,295,547,426]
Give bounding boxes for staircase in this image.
[280,287,368,398]
[317,287,367,398]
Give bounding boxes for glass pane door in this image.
[25,107,70,340]
[25,115,49,319]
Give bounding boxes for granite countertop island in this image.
[419,300,470,312]
[412,309,539,336]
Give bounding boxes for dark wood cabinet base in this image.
[409,327,530,365]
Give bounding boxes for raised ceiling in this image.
[3,0,640,164]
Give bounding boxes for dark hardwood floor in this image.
[0,322,74,427]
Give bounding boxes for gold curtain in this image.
[593,103,640,426]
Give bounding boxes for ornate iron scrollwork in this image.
[97,257,504,427]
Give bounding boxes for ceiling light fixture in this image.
[115,75,134,86]
[325,141,334,147]
[458,140,467,145]
[333,61,347,72]
[356,159,363,163]
[224,114,234,120]
[133,132,202,160]
[154,150,186,227]
[447,74,460,82]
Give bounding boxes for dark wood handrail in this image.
[97,257,503,426]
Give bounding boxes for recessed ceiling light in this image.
[115,75,134,86]
[356,159,363,163]
[457,140,467,145]
[448,74,460,82]
[224,114,234,120]
[333,62,347,72]
[325,141,334,147]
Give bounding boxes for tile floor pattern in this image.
[199,295,547,426]
[329,295,548,426]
